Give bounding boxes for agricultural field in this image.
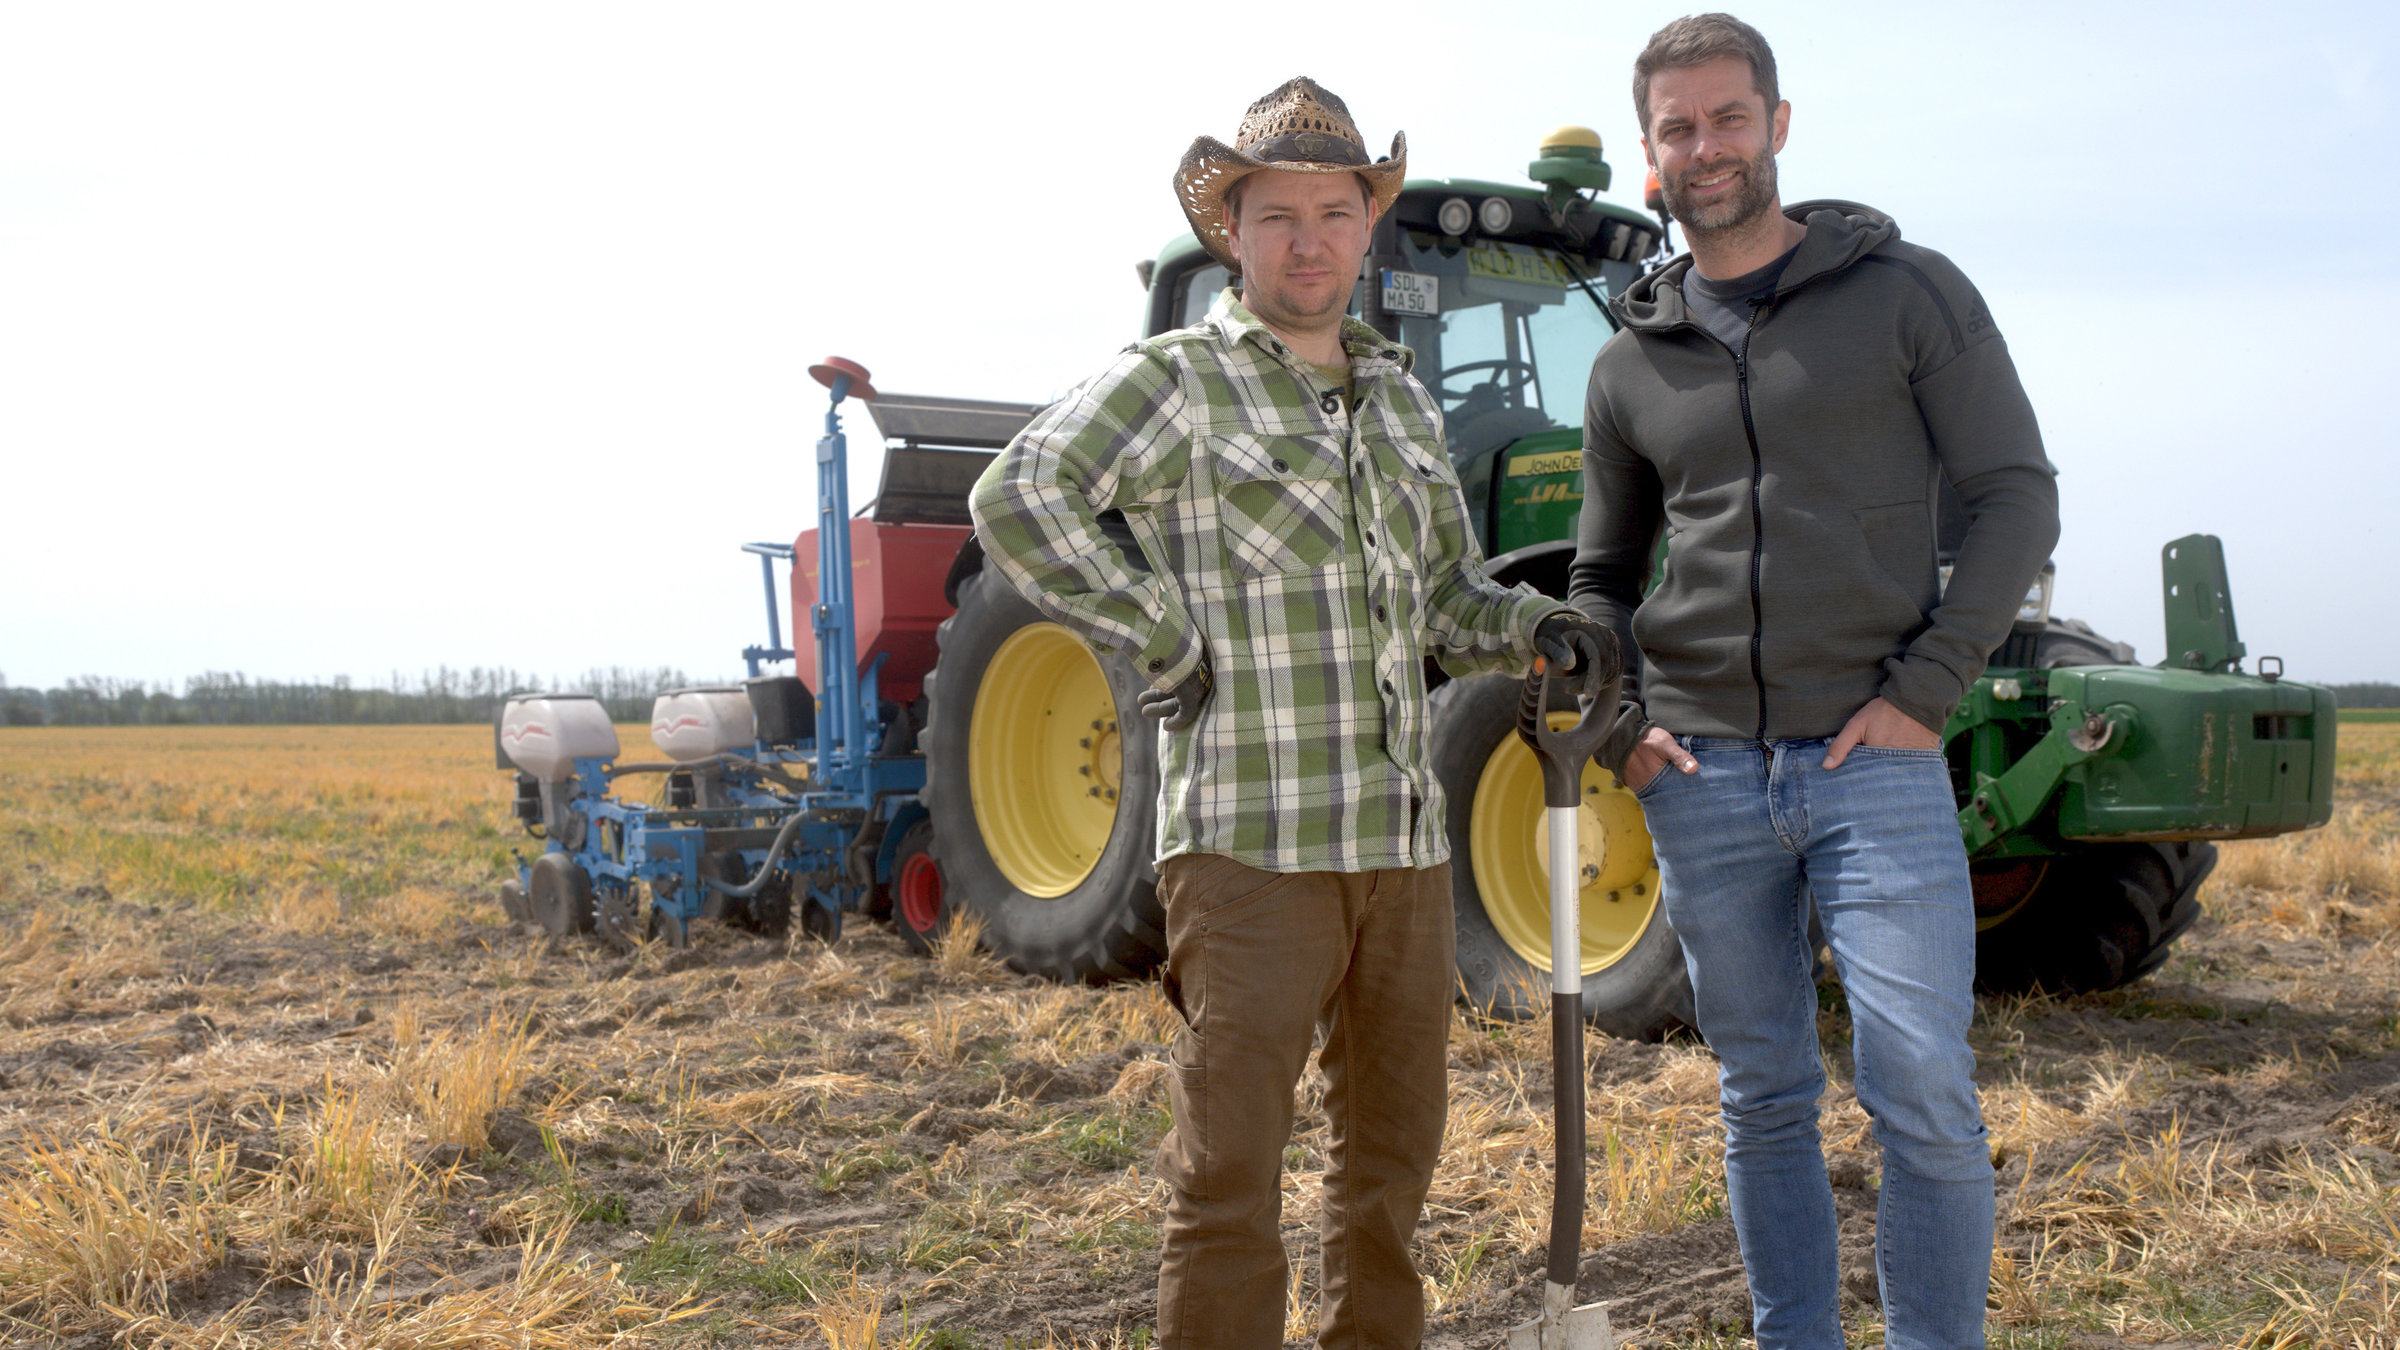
[0,721,2395,1349]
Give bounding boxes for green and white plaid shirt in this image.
[970,290,1561,873]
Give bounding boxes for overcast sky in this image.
[3,0,2394,692]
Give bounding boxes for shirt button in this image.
[1363,529,1377,547]
[1148,659,1164,672]
[1375,604,1388,622]
[1382,679,1395,695]
[1272,459,1289,472]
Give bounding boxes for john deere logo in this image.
[1506,449,1584,478]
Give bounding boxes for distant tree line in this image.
[3,669,2391,726]
[0,667,729,727]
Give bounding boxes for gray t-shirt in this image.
[1681,243,1800,353]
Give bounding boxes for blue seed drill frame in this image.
[505,365,928,945]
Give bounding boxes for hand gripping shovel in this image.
[1503,640,1623,1350]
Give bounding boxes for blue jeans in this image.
[1637,737,1993,1350]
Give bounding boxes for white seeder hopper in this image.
[499,694,621,780]
[649,687,757,762]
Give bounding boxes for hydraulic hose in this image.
[609,753,808,792]
[704,808,808,898]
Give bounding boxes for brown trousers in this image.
[1153,853,1455,1350]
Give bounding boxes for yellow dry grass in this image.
[0,721,2391,1347]
[0,1124,234,1330]
[117,1219,700,1348]
[2213,725,2398,945]
[1967,723,2400,1349]
[274,1077,417,1240]
[0,724,509,930]
[930,906,1008,985]
[388,1005,538,1152]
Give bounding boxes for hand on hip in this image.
[1822,696,1941,769]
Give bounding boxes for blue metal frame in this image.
[509,370,928,945]
[740,542,795,677]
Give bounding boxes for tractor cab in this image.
[1138,128,1665,566]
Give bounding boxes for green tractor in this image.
[918,128,2337,1038]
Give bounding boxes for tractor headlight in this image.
[2018,564,2056,627]
[1438,196,1473,236]
[1478,196,1516,234]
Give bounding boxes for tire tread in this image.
[921,568,1165,985]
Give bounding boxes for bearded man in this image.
[1570,14,2060,1350]
[972,78,1607,1350]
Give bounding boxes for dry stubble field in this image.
[0,722,2395,1349]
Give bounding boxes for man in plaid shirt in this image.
[970,78,1610,1349]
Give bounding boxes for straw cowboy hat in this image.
[1174,76,1408,273]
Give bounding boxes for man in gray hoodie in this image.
[1569,14,2059,1350]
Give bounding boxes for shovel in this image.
[1504,641,1623,1350]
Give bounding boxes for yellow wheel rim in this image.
[1468,711,1662,977]
[969,623,1122,898]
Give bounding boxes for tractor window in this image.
[1173,263,1232,329]
[1387,230,1619,462]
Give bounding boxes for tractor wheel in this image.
[920,567,1166,983]
[2035,616,2138,668]
[1973,841,2217,995]
[1428,674,1694,1042]
[527,853,595,939]
[890,819,948,955]
[1987,615,2139,671]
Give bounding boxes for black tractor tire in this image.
[890,818,948,955]
[1989,615,2140,671]
[2036,616,2138,668]
[527,853,595,939]
[1974,614,2217,993]
[1973,841,2216,995]
[920,567,1167,983]
[1428,674,1695,1042]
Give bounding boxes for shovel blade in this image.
[1502,1280,1614,1349]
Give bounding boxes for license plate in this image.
[1380,269,1438,315]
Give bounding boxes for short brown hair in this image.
[1633,13,1779,135]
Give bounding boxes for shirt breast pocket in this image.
[1381,445,1453,567]
[1210,432,1348,576]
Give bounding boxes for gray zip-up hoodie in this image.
[1569,200,2059,761]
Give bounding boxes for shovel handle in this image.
[1515,638,1624,809]
[1546,979,1585,1292]
[1514,642,1622,1302]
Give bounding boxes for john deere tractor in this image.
[896,128,2337,1037]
